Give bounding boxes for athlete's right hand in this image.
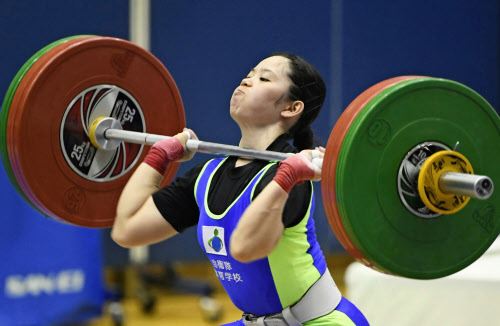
[143,128,198,175]
[174,128,198,162]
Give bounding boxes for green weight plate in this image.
[0,35,90,210]
[337,77,500,279]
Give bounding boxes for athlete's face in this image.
[230,56,293,128]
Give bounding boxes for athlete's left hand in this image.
[297,146,325,181]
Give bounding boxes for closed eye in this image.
[260,77,270,82]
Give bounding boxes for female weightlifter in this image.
[111,53,369,326]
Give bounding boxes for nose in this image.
[241,77,252,87]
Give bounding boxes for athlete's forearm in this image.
[113,163,163,228]
[113,132,192,238]
[230,181,287,262]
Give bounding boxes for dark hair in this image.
[274,53,326,150]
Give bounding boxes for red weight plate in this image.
[7,36,99,217]
[9,37,185,227]
[322,76,422,271]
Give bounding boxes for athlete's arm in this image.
[111,129,197,248]
[111,164,176,247]
[230,148,324,262]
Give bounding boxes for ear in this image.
[281,100,304,118]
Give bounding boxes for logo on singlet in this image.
[202,226,227,256]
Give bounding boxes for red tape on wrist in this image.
[143,137,185,175]
[273,164,297,193]
[273,155,314,193]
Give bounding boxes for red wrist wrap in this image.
[273,155,314,193]
[143,138,185,175]
[273,163,298,193]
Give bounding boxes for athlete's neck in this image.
[235,125,285,167]
[238,126,284,151]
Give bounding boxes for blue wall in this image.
[0,1,127,323]
[1,0,498,266]
[337,1,499,122]
[0,0,128,95]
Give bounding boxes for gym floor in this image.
[88,255,353,326]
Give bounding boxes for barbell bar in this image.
[90,116,293,162]
[90,116,494,200]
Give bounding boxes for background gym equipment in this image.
[1,36,499,279]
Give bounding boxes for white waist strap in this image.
[243,268,341,326]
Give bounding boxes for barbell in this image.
[1,36,499,279]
